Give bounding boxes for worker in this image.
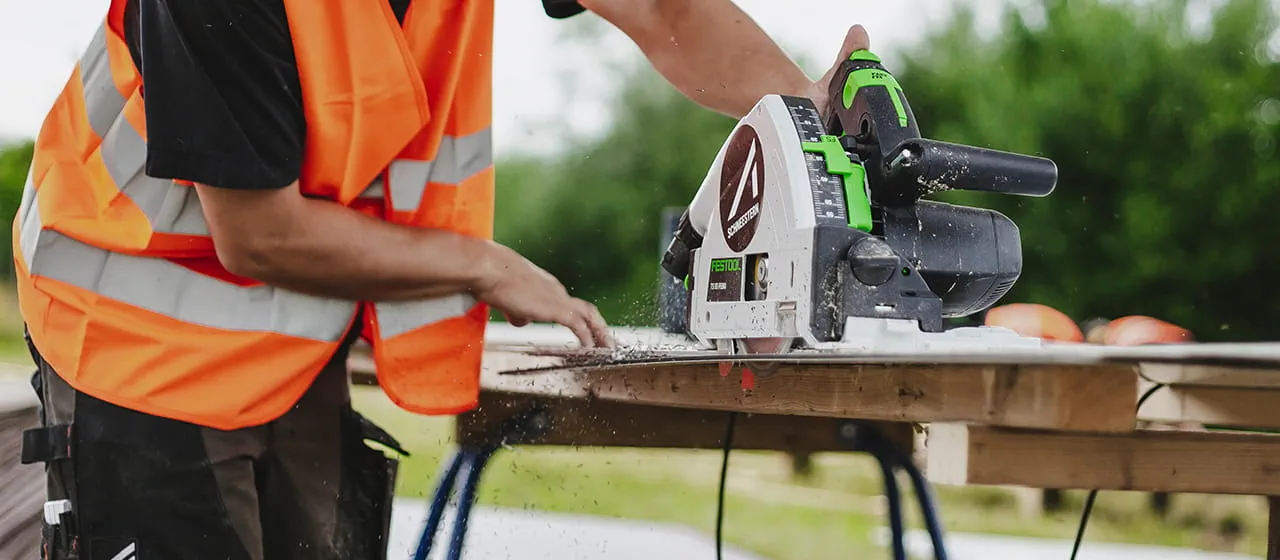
[983,303,1085,342]
[12,1,873,558]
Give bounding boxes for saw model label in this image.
[718,125,766,252]
[659,49,1059,354]
[707,257,744,302]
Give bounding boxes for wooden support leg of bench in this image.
[1269,496,1280,560]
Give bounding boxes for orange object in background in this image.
[1103,315,1195,346]
[984,303,1084,342]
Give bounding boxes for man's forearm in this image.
[585,0,812,118]
[196,183,495,303]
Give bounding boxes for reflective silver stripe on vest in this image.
[80,23,125,140]
[79,21,210,236]
[366,128,493,211]
[20,192,356,342]
[17,170,39,266]
[359,176,386,200]
[100,108,211,235]
[375,293,479,339]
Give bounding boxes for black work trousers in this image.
[21,334,404,560]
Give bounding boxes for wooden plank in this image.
[351,351,590,397]
[1141,363,1280,389]
[353,323,1280,372]
[1140,384,1280,430]
[353,351,1139,432]
[925,423,1280,495]
[581,362,1140,433]
[455,391,915,454]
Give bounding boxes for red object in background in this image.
[984,303,1085,342]
[1104,315,1195,345]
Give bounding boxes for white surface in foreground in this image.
[388,500,765,560]
[388,499,1258,560]
[881,528,1259,560]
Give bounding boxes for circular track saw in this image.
[659,50,1059,359]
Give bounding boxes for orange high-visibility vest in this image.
[12,0,495,430]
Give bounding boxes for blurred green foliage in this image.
[1,0,1277,341]
[906,0,1280,341]
[493,72,737,325]
[0,140,32,276]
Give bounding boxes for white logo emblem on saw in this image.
[726,140,761,239]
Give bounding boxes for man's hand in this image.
[472,243,615,349]
[804,25,872,121]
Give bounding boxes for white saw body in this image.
[682,95,824,350]
[659,51,1059,356]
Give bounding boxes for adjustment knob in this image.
[847,237,900,286]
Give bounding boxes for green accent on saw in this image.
[847,49,881,63]
[801,135,873,232]
[841,65,909,129]
[801,135,855,175]
[710,258,742,273]
[844,163,873,232]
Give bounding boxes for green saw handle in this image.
[823,50,921,158]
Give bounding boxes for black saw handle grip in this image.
[823,49,1059,205]
[823,50,920,153]
[885,138,1058,198]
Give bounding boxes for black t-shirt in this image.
[123,0,584,190]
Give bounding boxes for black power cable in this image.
[1068,489,1098,560]
[1068,382,1167,560]
[715,411,738,560]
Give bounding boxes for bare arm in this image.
[580,0,869,118]
[197,182,498,302]
[197,183,614,347]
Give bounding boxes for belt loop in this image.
[21,424,74,465]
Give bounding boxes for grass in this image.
[0,284,1269,558]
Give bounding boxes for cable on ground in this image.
[715,410,738,560]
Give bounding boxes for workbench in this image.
[349,323,1280,559]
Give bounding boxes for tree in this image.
[493,68,737,324]
[0,141,34,280]
[900,0,1280,341]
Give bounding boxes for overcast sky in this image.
[0,0,1017,154]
